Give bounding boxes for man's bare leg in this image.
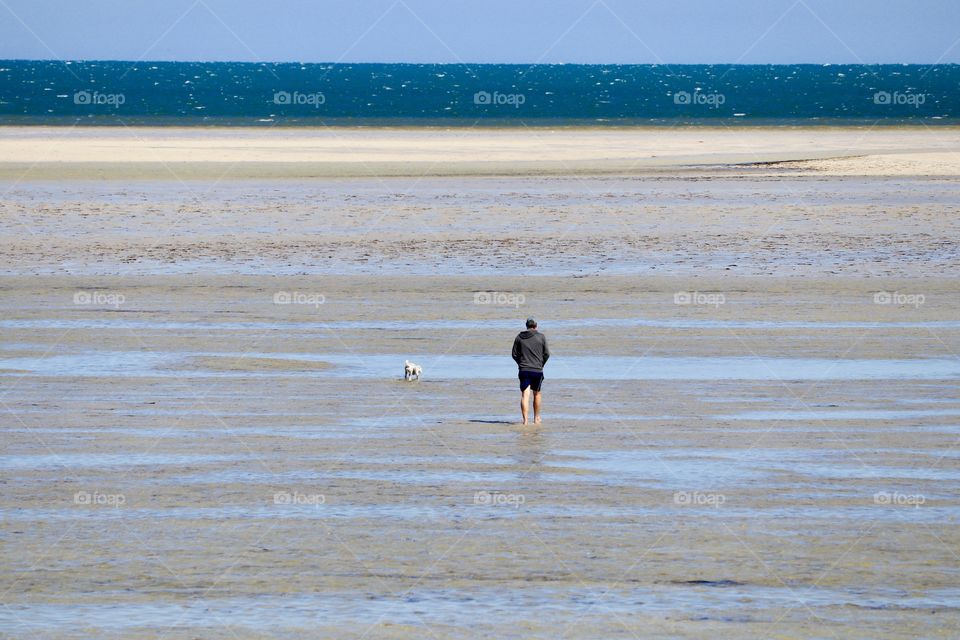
[533,391,542,424]
[520,387,531,425]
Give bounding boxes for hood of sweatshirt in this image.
[518,330,537,339]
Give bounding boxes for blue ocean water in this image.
[0,60,957,125]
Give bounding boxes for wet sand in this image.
[1,127,959,638]
[4,173,960,278]
[2,275,959,638]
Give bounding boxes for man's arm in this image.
[541,335,550,365]
[512,335,521,364]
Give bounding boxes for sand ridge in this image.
[1,126,959,178]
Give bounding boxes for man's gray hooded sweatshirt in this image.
[512,330,550,372]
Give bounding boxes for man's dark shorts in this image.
[518,370,544,392]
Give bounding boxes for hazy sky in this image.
[1,0,958,64]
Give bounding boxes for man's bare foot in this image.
[521,420,528,426]
[534,417,542,424]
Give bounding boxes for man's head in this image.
[525,317,537,329]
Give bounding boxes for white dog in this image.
[404,360,422,381]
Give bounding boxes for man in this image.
[511,318,550,425]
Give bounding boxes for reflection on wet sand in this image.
[2,275,958,638]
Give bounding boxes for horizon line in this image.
[2,58,958,67]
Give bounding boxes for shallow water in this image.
[4,585,958,635]
[0,452,246,470]
[551,447,960,484]
[2,350,958,380]
[4,277,959,638]
[719,408,960,421]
